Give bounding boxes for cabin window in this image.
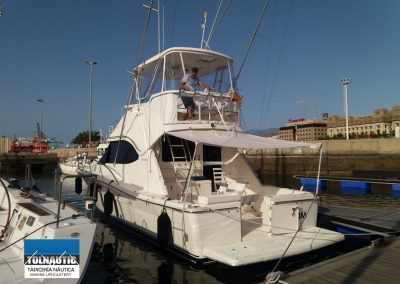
[137,58,164,99]
[165,64,182,90]
[202,65,232,93]
[161,135,195,162]
[170,52,233,92]
[99,141,139,164]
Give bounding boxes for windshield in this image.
[135,50,234,99]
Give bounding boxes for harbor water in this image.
[4,171,399,284]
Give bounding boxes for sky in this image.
[1,0,400,145]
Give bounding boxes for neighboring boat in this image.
[59,152,91,176]
[0,178,97,283]
[59,144,109,176]
[82,47,344,266]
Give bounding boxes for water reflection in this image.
[82,222,222,284]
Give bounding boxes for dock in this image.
[321,206,400,236]
[284,237,400,283]
[297,175,400,197]
[281,205,400,283]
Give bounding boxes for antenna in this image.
[200,11,208,49]
[205,0,223,49]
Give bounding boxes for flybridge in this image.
[130,47,242,126]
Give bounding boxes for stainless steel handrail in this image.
[56,174,97,228]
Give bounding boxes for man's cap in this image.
[192,67,199,73]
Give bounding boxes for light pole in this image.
[341,78,351,140]
[86,61,97,148]
[37,99,44,152]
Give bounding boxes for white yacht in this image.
[0,178,97,283]
[59,152,91,176]
[59,144,108,176]
[83,47,343,266]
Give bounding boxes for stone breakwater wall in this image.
[0,148,97,174]
[245,138,400,187]
[0,153,58,174]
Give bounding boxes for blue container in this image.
[340,181,370,195]
[392,184,400,198]
[300,178,326,193]
[335,225,368,235]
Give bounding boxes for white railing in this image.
[177,90,240,124]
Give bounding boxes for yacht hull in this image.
[90,178,344,267]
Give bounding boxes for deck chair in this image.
[213,167,227,192]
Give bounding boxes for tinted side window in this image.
[203,144,221,161]
[99,141,139,164]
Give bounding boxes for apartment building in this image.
[327,105,400,137]
[279,119,327,141]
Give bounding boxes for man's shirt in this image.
[181,74,201,91]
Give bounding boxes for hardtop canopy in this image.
[134,47,233,80]
[166,130,314,149]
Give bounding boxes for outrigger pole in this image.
[234,0,270,84]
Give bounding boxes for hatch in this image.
[17,202,51,216]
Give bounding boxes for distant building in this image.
[279,119,327,141]
[279,125,296,141]
[327,105,400,138]
[0,136,11,153]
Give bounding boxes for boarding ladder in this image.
[166,136,192,197]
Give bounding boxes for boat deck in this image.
[201,212,343,267]
[284,236,400,284]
